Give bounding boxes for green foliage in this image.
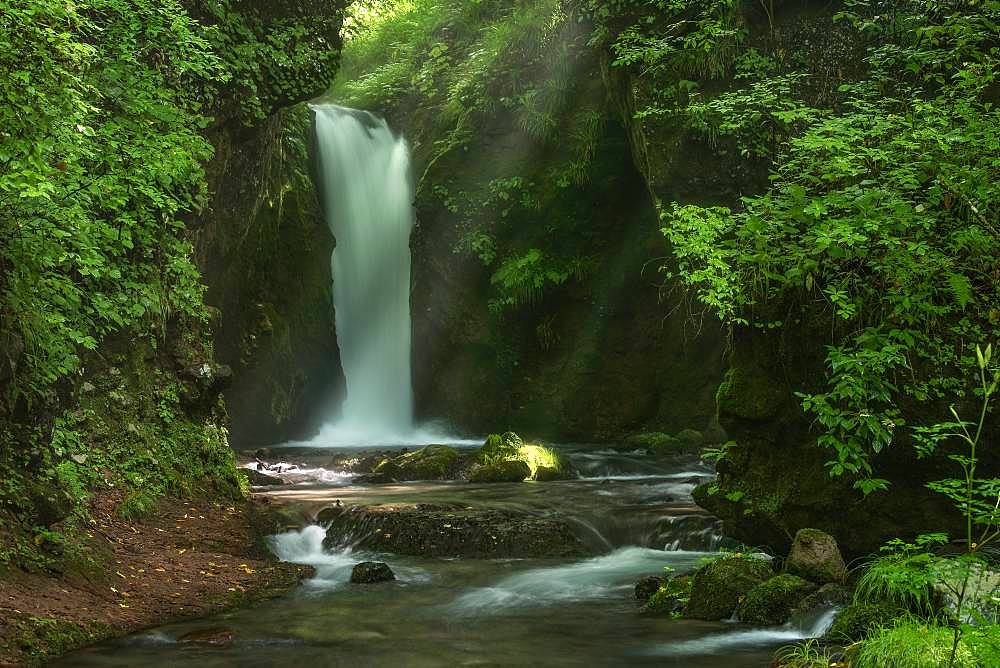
[853,620,978,668]
[774,639,835,668]
[658,0,1000,486]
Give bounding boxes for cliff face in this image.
[191,2,349,447]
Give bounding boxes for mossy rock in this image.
[684,555,774,620]
[675,429,705,449]
[825,601,904,642]
[787,528,847,584]
[372,445,460,481]
[469,460,531,483]
[736,574,817,625]
[793,582,852,615]
[643,574,693,615]
[716,365,785,421]
[534,465,571,481]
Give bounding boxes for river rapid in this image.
[55,446,835,667]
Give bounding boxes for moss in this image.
[644,574,693,614]
[852,621,978,668]
[825,602,905,642]
[685,554,774,620]
[469,460,531,483]
[716,365,785,421]
[476,434,569,480]
[373,445,460,481]
[0,614,113,666]
[737,574,817,625]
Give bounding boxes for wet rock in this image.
[177,627,235,647]
[372,445,460,481]
[787,529,847,584]
[318,504,587,559]
[793,582,852,615]
[350,561,395,584]
[534,466,569,481]
[246,469,286,486]
[736,574,817,625]
[675,429,704,450]
[684,554,774,620]
[634,575,668,602]
[469,460,531,483]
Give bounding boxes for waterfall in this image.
[311,104,415,445]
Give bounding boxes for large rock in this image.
[350,561,395,584]
[786,528,847,584]
[643,574,693,615]
[736,574,817,625]
[372,445,461,481]
[469,460,531,483]
[318,504,586,559]
[684,555,774,620]
[246,469,286,487]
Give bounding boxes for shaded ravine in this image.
[55,447,835,667]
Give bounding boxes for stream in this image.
[56,445,836,667]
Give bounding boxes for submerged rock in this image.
[469,460,531,483]
[736,574,817,625]
[786,528,847,584]
[318,504,587,559]
[684,554,774,620]
[350,561,395,584]
[177,627,235,647]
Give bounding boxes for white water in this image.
[643,606,840,657]
[449,547,713,613]
[311,104,416,446]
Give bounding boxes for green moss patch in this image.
[737,574,817,625]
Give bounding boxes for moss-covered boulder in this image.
[634,575,668,602]
[476,433,572,480]
[643,574,693,615]
[736,574,817,625]
[684,555,774,620]
[793,582,852,615]
[372,445,461,481]
[469,460,531,483]
[787,528,847,584]
[675,429,705,450]
[825,601,904,642]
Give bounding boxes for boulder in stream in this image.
[684,554,774,620]
[634,575,668,602]
[786,528,847,584]
[318,503,587,559]
[469,460,531,483]
[350,561,396,584]
[736,574,817,625]
[246,469,286,487]
[372,445,462,481]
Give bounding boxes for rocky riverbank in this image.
[0,494,309,666]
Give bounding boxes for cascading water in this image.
[310,104,415,445]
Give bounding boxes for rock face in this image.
[318,504,587,559]
[684,555,774,620]
[736,574,817,625]
[786,529,848,584]
[350,561,395,584]
[468,460,531,483]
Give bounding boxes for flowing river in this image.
[55,446,836,667]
